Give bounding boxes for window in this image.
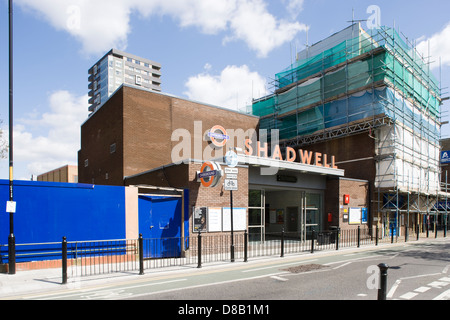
[84,159,89,167]
[134,59,140,65]
[127,57,132,62]
[93,65,98,74]
[110,143,116,154]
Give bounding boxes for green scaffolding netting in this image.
[252,26,441,141]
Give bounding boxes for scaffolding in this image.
[250,23,447,238]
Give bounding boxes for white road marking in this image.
[242,259,318,273]
[400,292,418,300]
[270,276,289,282]
[433,289,450,300]
[414,287,430,293]
[333,262,352,270]
[387,280,401,298]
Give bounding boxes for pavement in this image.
[0,236,448,300]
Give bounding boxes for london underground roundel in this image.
[208,125,229,148]
[198,161,222,188]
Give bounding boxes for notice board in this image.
[222,207,246,231]
[349,208,362,225]
[207,207,222,232]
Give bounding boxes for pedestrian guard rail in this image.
[0,224,447,284]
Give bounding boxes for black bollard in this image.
[139,234,144,275]
[377,263,389,300]
[62,236,67,284]
[197,232,202,269]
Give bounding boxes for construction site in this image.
[250,23,449,238]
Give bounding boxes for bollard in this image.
[139,234,144,275]
[417,223,420,241]
[377,263,389,300]
[62,236,67,284]
[280,228,285,258]
[391,225,394,244]
[357,226,361,248]
[375,225,379,246]
[311,230,315,254]
[244,230,248,262]
[8,235,16,275]
[336,228,340,251]
[197,232,202,269]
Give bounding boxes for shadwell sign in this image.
[244,139,339,169]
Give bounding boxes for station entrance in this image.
[248,188,323,242]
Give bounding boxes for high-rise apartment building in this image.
[88,49,162,113]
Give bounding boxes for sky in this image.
[1,0,450,181]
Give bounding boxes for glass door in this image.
[248,189,265,242]
[302,192,323,240]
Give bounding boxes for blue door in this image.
[138,195,183,258]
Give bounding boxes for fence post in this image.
[197,232,202,269]
[311,230,315,254]
[280,228,284,258]
[435,221,438,238]
[417,223,420,241]
[244,230,248,262]
[62,236,67,285]
[357,226,361,248]
[391,225,394,244]
[139,234,144,275]
[375,225,379,246]
[377,263,389,300]
[336,228,340,251]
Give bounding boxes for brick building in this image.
[78,84,366,241]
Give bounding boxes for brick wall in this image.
[325,177,369,231]
[79,85,259,185]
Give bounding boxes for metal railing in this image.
[1,224,447,284]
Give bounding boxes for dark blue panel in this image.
[0,180,126,246]
[138,192,189,258]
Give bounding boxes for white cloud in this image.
[416,22,450,70]
[283,0,305,19]
[184,65,268,112]
[226,0,308,57]
[16,0,307,57]
[14,91,88,178]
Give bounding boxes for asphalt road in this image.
[7,238,450,304]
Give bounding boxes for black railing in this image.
[0,224,446,284]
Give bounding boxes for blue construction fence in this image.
[0,180,189,265]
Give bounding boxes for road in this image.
[6,238,450,304]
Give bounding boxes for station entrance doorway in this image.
[248,188,323,242]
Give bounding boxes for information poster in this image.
[222,208,246,231]
[193,207,207,232]
[349,208,362,225]
[207,207,222,232]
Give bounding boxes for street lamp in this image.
[8,0,16,275]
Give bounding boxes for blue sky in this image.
[1,0,450,180]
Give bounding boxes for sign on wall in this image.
[441,151,450,164]
[207,207,222,232]
[349,208,362,225]
[193,207,207,232]
[348,207,368,225]
[222,207,246,231]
